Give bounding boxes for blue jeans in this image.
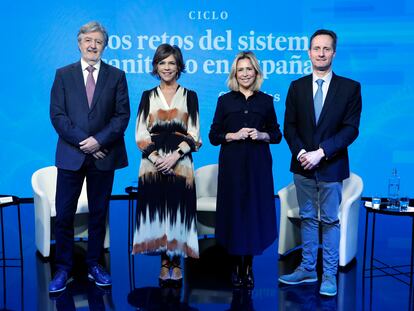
[294,174,342,276]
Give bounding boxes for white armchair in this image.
[31,166,110,257]
[195,164,218,237]
[278,172,363,267]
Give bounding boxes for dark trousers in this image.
[55,158,114,272]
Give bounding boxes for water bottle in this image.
[388,168,400,207]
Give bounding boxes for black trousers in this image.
[54,157,114,272]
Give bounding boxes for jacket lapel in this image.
[317,73,338,126]
[303,75,316,126]
[90,62,109,110]
[71,62,89,108]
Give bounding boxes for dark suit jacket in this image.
[284,73,362,182]
[50,61,130,171]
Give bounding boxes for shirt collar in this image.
[231,90,258,99]
[312,70,332,85]
[80,58,101,72]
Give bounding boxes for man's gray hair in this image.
[77,21,108,47]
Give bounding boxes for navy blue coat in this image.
[209,91,282,255]
[50,61,130,171]
[284,73,362,182]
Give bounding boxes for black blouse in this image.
[209,91,282,146]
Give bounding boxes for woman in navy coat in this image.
[209,51,282,288]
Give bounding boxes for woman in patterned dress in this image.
[133,44,201,287]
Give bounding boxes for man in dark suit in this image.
[49,21,130,293]
[278,29,362,296]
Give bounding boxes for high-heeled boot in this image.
[231,256,243,288]
[243,255,254,289]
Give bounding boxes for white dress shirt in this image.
[80,58,101,86]
[297,71,333,160]
[312,70,333,107]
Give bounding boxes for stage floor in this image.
[1,199,412,310]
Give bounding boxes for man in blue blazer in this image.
[279,29,362,296]
[49,21,130,293]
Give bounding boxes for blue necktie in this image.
[314,79,324,123]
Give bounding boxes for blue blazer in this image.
[284,73,362,182]
[50,61,130,171]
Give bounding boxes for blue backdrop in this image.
[1,0,413,197]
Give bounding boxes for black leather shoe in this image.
[244,267,254,289]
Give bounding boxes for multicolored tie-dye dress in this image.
[133,86,201,258]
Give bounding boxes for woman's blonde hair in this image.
[227,51,263,92]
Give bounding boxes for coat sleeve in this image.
[284,81,306,156]
[93,71,130,147]
[50,69,89,146]
[319,81,362,159]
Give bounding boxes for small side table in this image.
[362,200,414,310]
[125,186,138,289]
[0,195,23,309]
[125,186,138,253]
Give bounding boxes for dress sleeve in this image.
[135,91,158,162]
[177,90,202,154]
[264,96,282,144]
[208,96,227,146]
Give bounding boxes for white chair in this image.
[278,172,363,267]
[31,166,110,257]
[195,164,218,237]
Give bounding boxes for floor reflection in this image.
[36,243,114,311]
[278,249,357,311]
[128,286,198,311]
[52,280,111,311]
[7,200,413,310]
[278,283,337,311]
[185,239,233,304]
[226,289,255,311]
[128,238,258,310]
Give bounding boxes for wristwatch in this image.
[176,148,185,157]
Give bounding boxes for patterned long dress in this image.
[133,86,201,258]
